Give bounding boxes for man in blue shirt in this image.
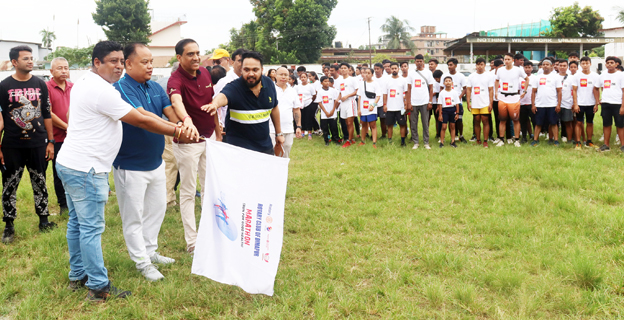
[203,51,285,154]
[112,43,181,281]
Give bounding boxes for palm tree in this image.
[379,16,415,50]
[616,6,624,25]
[40,29,56,49]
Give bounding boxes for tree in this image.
[47,45,95,68]
[371,54,396,64]
[92,0,152,46]
[616,6,624,25]
[379,16,415,50]
[40,29,56,48]
[546,2,604,38]
[589,45,604,57]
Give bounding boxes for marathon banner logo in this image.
[414,80,421,88]
[390,89,397,98]
[445,97,452,106]
[502,82,509,91]
[340,83,345,91]
[539,78,546,85]
[604,80,611,89]
[474,87,480,95]
[580,79,588,87]
[323,96,329,104]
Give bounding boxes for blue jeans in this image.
[55,163,109,290]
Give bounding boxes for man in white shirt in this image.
[466,58,494,148]
[400,61,410,79]
[573,56,600,148]
[530,59,562,146]
[519,61,536,143]
[596,56,624,152]
[406,54,434,149]
[383,62,409,146]
[373,63,389,138]
[494,53,529,147]
[335,62,359,147]
[557,60,577,146]
[55,41,196,302]
[444,58,467,143]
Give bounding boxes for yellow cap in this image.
[209,49,230,60]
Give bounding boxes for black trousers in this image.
[321,118,339,143]
[302,103,320,131]
[45,142,66,208]
[2,146,49,222]
[520,105,535,139]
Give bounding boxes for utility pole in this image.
[367,17,372,66]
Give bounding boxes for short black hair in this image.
[504,52,514,59]
[606,56,618,63]
[320,76,329,83]
[524,60,533,67]
[559,59,568,65]
[241,51,264,66]
[328,77,334,84]
[382,59,391,65]
[400,61,408,67]
[330,65,339,71]
[568,51,579,58]
[475,57,486,65]
[289,74,298,86]
[373,63,383,69]
[443,76,453,82]
[618,65,624,71]
[308,71,318,80]
[231,48,247,61]
[123,43,147,62]
[210,65,227,84]
[580,56,592,63]
[296,66,306,72]
[175,39,197,56]
[447,58,458,65]
[493,59,504,67]
[569,61,578,67]
[390,62,399,68]
[414,54,424,60]
[513,53,524,60]
[92,41,123,66]
[9,45,32,62]
[433,70,443,79]
[322,62,330,67]
[361,63,369,67]
[339,62,350,68]
[429,59,439,65]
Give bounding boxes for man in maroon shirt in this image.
[167,39,222,254]
[46,57,73,216]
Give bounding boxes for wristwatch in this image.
[47,139,56,145]
[276,133,284,137]
[296,126,302,129]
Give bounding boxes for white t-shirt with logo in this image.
[574,71,600,106]
[384,76,408,112]
[598,71,624,105]
[519,75,535,105]
[373,74,389,106]
[296,83,316,108]
[530,72,562,108]
[467,72,494,109]
[560,74,576,109]
[432,80,441,104]
[442,72,466,97]
[496,66,527,103]
[438,89,461,109]
[334,76,359,110]
[407,68,434,106]
[358,81,382,116]
[315,87,339,119]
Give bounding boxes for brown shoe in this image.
[68,275,88,291]
[86,283,131,303]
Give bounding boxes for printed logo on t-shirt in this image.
[414,80,422,88]
[340,83,345,91]
[539,78,547,85]
[445,97,452,106]
[502,82,509,91]
[580,79,588,87]
[323,96,329,104]
[299,94,303,102]
[474,87,481,95]
[521,81,526,90]
[604,80,611,89]
[390,89,397,98]
[363,101,369,108]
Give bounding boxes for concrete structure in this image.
[411,26,456,62]
[148,19,187,67]
[319,48,412,64]
[0,40,51,70]
[600,27,624,58]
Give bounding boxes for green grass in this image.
[2,113,624,319]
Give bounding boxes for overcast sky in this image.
[1,0,622,53]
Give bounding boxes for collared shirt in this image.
[112,74,171,171]
[46,78,73,142]
[57,71,133,173]
[221,75,277,152]
[213,71,240,125]
[271,84,301,134]
[167,66,215,139]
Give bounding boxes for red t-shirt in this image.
[167,67,215,139]
[46,78,73,142]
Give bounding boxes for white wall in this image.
[603,29,624,58]
[0,41,47,61]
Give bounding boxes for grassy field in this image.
[2,114,624,319]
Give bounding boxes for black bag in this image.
[364,81,376,99]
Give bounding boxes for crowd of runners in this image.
[270,53,624,151]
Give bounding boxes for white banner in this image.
[191,140,290,296]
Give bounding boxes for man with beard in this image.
[203,51,286,154]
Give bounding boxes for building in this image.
[411,26,456,62]
[0,40,51,70]
[148,19,187,67]
[600,27,624,58]
[319,48,412,64]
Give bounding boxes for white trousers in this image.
[114,162,166,269]
[162,135,178,204]
[173,141,206,249]
[270,133,294,158]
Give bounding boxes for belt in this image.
[501,92,520,97]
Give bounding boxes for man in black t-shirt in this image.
[0,46,56,244]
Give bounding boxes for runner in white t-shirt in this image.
[406,54,434,149]
[494,53,529,147]
[530,59,562,146]
[373,63,389,138]
[400,61,410,79]
[573,57,600,148]
[557,60,577,146]
[297,73,317,139]
[519,61,536,143]
[335,63,359,147]
[383,62,409,146]
[437,76,461,148]
[316,76,340,145]
[466,58,494,148]
[444,58,467,143]
[596,56,624,152]
[357,67,382,148]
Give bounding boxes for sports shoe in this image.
[476,140,482,145]
[439,143,444,148]
[424,144,431,150]
[438,138,441,143]
[488,137,495,142]
[514,140,521,147]
[2,226,15,244]
[520,137,528,144]
[585,141,595,148]
[325,141,330,146]
[454,136,459,141]
[530,140,539,147]
[599,144,610,152]
[412,144,419,150]
[459,136,467,143]
[187,246,195,255]
[483,141,489,148]
[620,146,624,153]
[341,141,352,148]
[358,142,365,146]
[561,137,567,143]
[599,134,604,142]
[492,138,501,144]
[86,283,131,302]
[400,141,406,147]
[373,144,377,149]
[575,143,582,150]
[553,141,560,147]
[150,253,175,265]
[617,135,621,143]
[507,139,513,144]
[496,140,505,147]
[140,264,164,282]
[450,142,458,148]
[39,221,57,232]
[68,276,88,291]
[469,135,477,142]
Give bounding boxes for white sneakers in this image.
[496,140,505,147]
[140,264,164,282]
[492,138,501,144]
[424,144,431,150]
[412,144,419,150]
[561,137,567,143]
[514,140,521,147]
[150,253,175,265]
